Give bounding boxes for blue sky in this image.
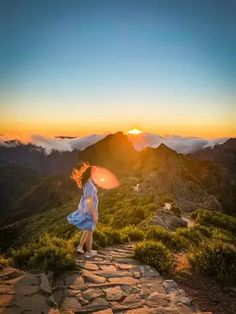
[0,0,236,137]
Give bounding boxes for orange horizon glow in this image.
[1,125,236,142]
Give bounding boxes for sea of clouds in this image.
[0,132,228,154]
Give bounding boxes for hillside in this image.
[0,164,42,224]
[189,138,236,176]
[0,132,236,230]
[0,141,80,175]
[0,168,78,227]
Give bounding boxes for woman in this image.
[67,164,98,258]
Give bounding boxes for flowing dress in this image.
[67,180,98,231]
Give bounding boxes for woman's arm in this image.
[86,197,98,223]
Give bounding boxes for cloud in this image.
[127,132,228,153]
[0,132,228,154]
[29,134,106,153]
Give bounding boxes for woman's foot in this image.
[76,246,85,254]
[85,250,97,258]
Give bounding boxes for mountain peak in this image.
[156,143,177,155]
[221,138,236,151]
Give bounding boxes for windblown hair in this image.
[71,162,92,188]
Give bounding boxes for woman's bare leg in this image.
[86,231,93,252]
[79,231,88,248]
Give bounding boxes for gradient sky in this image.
[1,0,236,138]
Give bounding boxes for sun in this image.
[127,128,143,135]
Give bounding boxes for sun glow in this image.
[127,128,143,135]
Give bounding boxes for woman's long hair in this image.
[71,162,92,188]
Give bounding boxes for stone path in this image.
[53,244,212,314]
[0,243,213,313]
[0,266,54,313]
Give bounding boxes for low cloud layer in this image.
[0,132,228,154]
[30,134,107,153]
[127,132,228,153]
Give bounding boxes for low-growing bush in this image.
[146,226,188,252]
[10,234,77,274]
[189,241,236,284]
[134,241,173,273]
[121,226,145,242]
[175,227,207,249]
[28,245,76,274]
[0,255,9,268]
[193,210,236,234]
[211,228,236,243]
[100,226,124,245]
[93,229,108,249]
[10,243,39,269]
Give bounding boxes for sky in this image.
[0,0,236,139]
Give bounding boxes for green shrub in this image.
[189,242,236,284]
[38,234,70,249]
[10,243,39,269]
[93,230,108,249]
[193,210,236,234]
[10,235,77,274]
[134,241,173,273]
[121,226,145,242]
[28,245,76,274]
[211,228,235,243]
[68,231,82,248]
[99,226,124,245]
[0,255,9,268]
[175,227,207,249]
[193,225,213,238]
[146,226,188,252]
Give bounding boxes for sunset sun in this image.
[127,128,143,135]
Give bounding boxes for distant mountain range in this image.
[0,132,235,228]
[1,132,228,154]
[189,138,236,177]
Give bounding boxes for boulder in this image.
[149,208,187,231]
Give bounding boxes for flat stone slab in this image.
[108,276,139,285]
[0,267,23,280]
[104,286,124,301]
[113,258,141,264]
[82,287,104,300]
[0,294,15,307]
[145,292,170,307]
[16,294,49,311]
[94,270,132,278]
[117,264,133,270]
[93,309,113,314]
[0,285,15,295]
[162,280,178,294]
[82,271,106,284]
[40,273,52,293]
[65,274,84,286]
[99,265,117,272]
[81,262,100,271]
[125,307,159,314]
[79,297,109,312]
[111,293,145,311]
[15,284,39,296]
[61,296,82,311]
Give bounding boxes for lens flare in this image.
[91,166,119,189]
